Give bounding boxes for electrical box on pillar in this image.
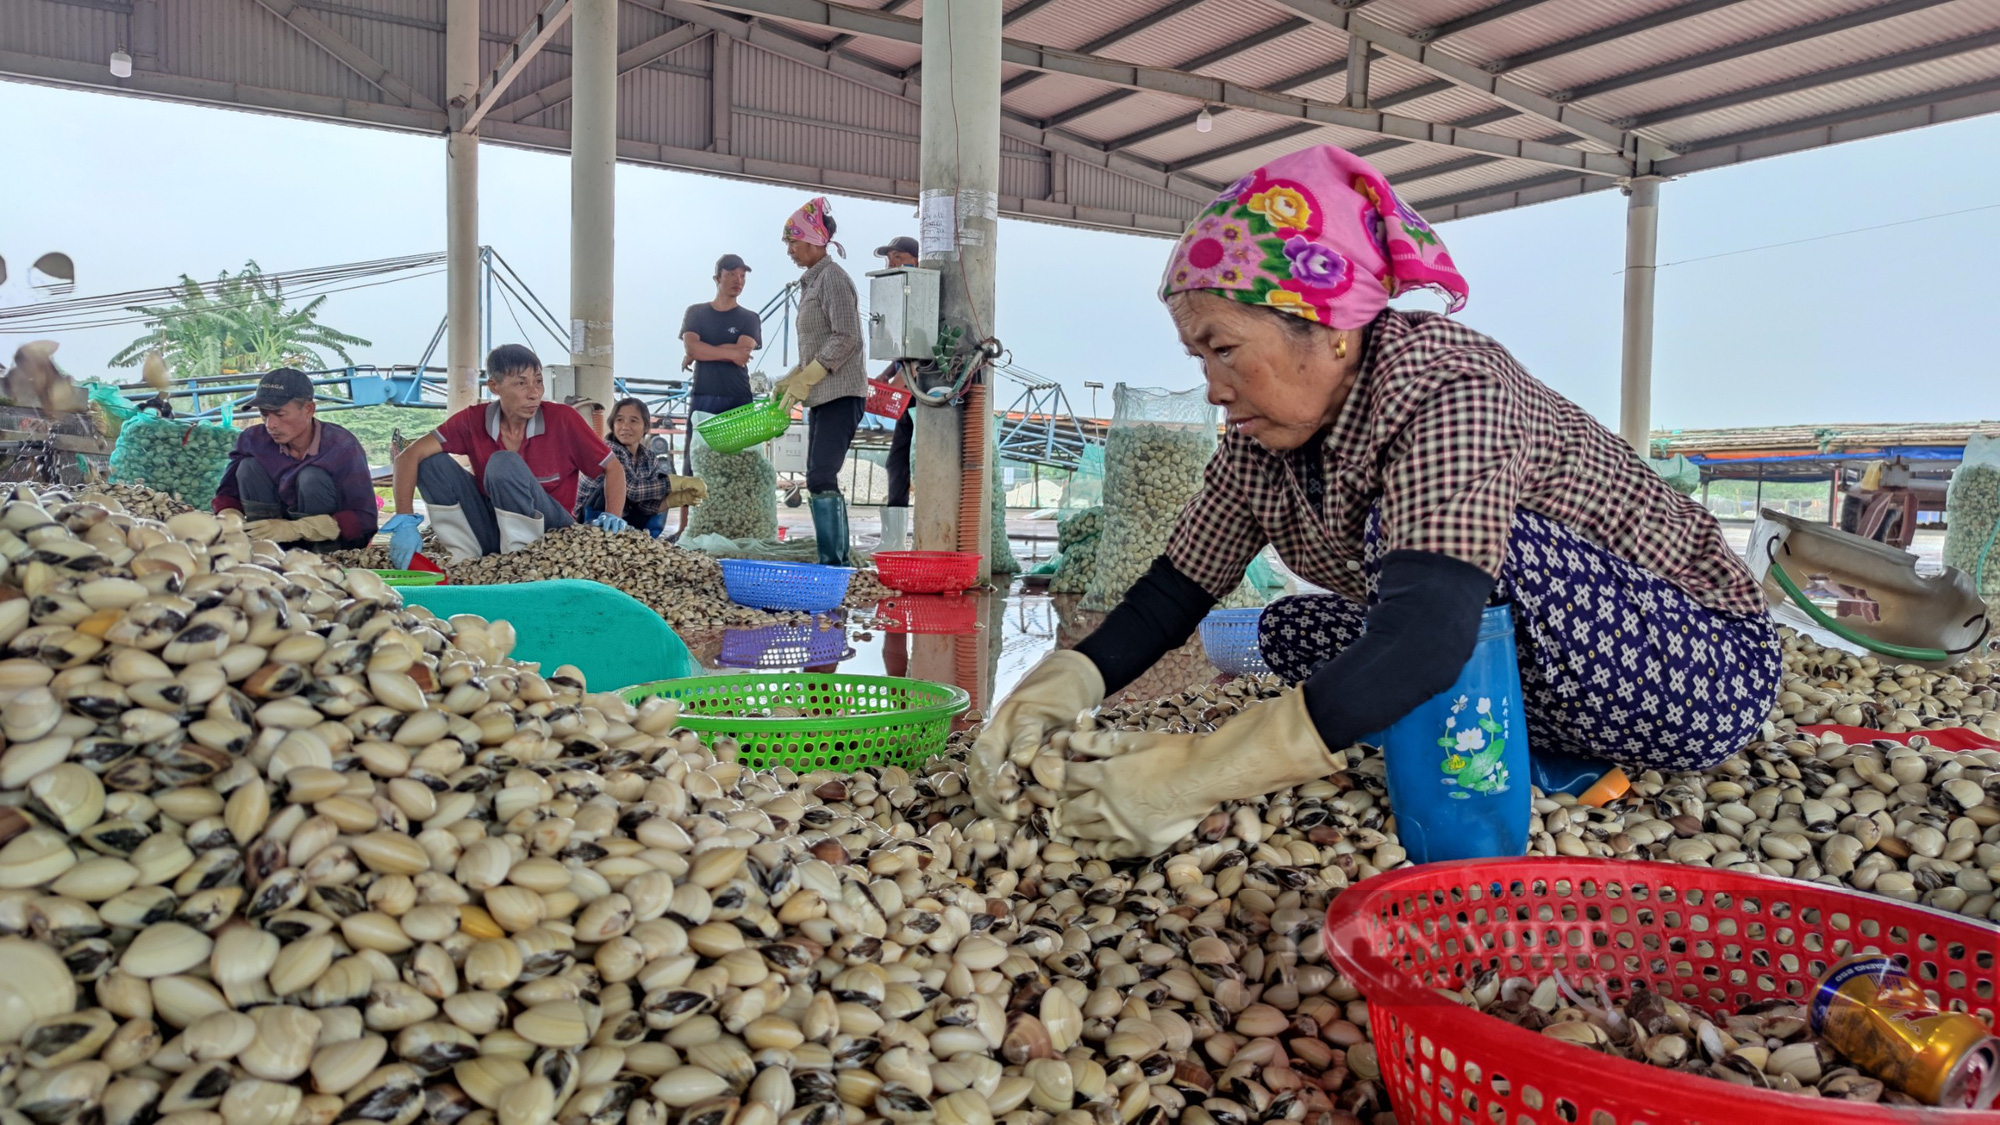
[866,268,940,362]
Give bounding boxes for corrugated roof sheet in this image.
[7,0,2000,233]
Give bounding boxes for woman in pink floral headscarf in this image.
[775,196,868,565]
[971,145,1781,861]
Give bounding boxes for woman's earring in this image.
[1334,334,1349,360]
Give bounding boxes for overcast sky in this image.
[4,78,1998,430]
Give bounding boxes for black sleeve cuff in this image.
[1074,555,1220,695]
[1299,549,1496,749]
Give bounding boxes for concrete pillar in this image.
[1346,35,1370,108]
[570,0,617,413]
[915,0,1000,580]
[445,0,480,413]
[1619,175,1663,455]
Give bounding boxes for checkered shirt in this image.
[1165,310,1764,617]
[795,258,868,407]
[576,441,670,514]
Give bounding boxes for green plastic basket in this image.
[697,397,793,454]
[621,673,969,771]
[371,569,447,587]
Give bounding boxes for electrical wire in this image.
[0,254,449,332]
[492,279,538,351]
[0,268,448,334]
[1644,201,2000,271]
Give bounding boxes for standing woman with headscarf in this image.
[775,197,868,566]
[968,145,1783,858]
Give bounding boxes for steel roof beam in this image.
[1042,89,1140,127]
[459,0,573,131]
[1618,26,2000,128]
[1007,0,1208,94]
[244,0,441,111]
[825,0,912,51]
[1162,121,1321,171]
[491,21,711,123]
[1413,167,1589,210]
[1006,40,1631,174]
[1486,0,1746,74]
[648,0,1219,201]
[1179,18,1308,70]
[1415,0,1555,43]
[682,0,1631,175]
[1555,0,1959,103]
[1369,78,1452,109]
[1659,73,2000,164]
[1035,17,1306,129]
[1388,152,1501,183]
[1257,0,1633,150]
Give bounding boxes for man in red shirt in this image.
[384,345,628,566]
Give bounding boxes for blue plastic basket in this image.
[718,558,854,613]
[718,622,854,669]
[1199,607,1269,677]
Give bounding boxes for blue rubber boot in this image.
[1369,605,1531,864]
[809,491,850,567]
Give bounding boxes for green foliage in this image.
[311,405,442,468]
[110,261,371,383]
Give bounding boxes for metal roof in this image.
[5,0,1999,235]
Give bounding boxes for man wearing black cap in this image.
[874,236,919,550]
[680,255,763,464]
[212,367,379,550]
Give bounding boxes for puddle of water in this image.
[681,588,1229,727]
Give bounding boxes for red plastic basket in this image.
[873,594,979,635]
[866,379,913,420]
[873,550,981,594]
[1322,858,2000,1125]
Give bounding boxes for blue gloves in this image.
[382,513,424,569]
[591,511,629,533]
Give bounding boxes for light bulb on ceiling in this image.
[109,48,133,78]
[1194,107,1214,133]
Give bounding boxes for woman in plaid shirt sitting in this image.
[970,144,1782,859]
[577,398,703,538]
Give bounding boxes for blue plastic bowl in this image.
[717,622,854,669]
[718,558,854,613]
[1200,607,1270,677]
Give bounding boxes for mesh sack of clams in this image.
[106,412,239,510]
[987,436,1019,578]
[1047,536,1096,595]
[1943,434,2000,620]
[682,443,777,543]
[1081,385,1261,612]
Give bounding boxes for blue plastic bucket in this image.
[1369,604,1530,864]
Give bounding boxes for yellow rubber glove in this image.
[662,476,708,509]
[244,514,340,543]
[968,649,1104,820]
[1060,689,1341,859]
[776,360,830,409]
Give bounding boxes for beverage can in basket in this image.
[1808,953,2000,1108]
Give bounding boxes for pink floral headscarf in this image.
[1159,145,1467,330]
[783,196,845,258]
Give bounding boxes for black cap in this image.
[715,254,751,274]
[874,236,919,259]
[247,368,314,410]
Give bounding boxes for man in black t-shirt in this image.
[680,254,764,471]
